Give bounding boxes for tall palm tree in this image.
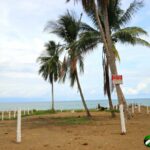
[66,0,127,133]
[67,0,150,133]
[37,41,62,112]
[77,0,150,117]
[45,11,91,117]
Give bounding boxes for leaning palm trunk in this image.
[51,79,55,112]
[75,70,91,117]
[103,48,115,118]
[93,2,126,134]
[103,5,130,119]
[105,69,116,118]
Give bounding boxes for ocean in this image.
[0,98,150,111]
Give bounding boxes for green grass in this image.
[51,116,91,125]
[0,108,119,121]
[32,109,56,115]
[0,110,56,120]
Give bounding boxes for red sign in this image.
[112,75,123,84]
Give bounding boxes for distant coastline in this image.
[0,98,150,111]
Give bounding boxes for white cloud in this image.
[123,78,150,95]
[0,72,38,79]
[0,81,49,98]
[0,0,150,100]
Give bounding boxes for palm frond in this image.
[80,22,98,32]
[112,44,120,61]
[78,55,84,73]
[132,37,150,47]
[113,27,147,37]
[113,28,150,47]
[45,11,80,44]
[37,41,62,84]
[119,0,143,26]
[70,71,76,87]
[76,31,100,54]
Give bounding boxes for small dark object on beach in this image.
[4,132,8,135]
[43,144,49,147]
[97,104,107,111]
[82,143,88,146]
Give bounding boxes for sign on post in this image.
[112,75,123,85]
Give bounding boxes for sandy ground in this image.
[0,109,150,150]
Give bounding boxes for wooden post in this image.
[14,111,16,118]
[119,104,126,134]
[147,106,149,114]
[1,111,4,120]
[71,110,75,113]
[16,109,21,143]
[27,108,30,115]
[138,104,141,113]
[8,111,11,119]
[132,103,134,114]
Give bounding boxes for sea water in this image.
[0,98,150,111]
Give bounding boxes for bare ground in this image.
[0,110,149,150]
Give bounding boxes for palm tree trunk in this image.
[103,47,115,118]
[108,92,116,118]
[103,5,130,119]
[51,79,55,112]
[75,70,91,117]
[103,4,127,133]
[93,2,126,133]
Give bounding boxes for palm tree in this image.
[37,41,62,112]
[66,0,127,133]
[77,0,150,117]
[67,0,150,133]
[45,11,91,117]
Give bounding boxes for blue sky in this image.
[0,0,150,102]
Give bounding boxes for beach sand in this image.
[0,109,149,150]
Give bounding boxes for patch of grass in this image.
[32,109,56,115]
[52,116,91,126]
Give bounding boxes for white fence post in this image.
[132,104,134,114]
[119,104,126,134]
[16,109,21,143]
[27,108,30,115]
[147,106,149,114]
[138,104,141,113]
[8,111,11,119]
[1,111,4,120]
[14,111,16,118]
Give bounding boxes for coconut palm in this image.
[76,0,150,117]
[67,0,150,133]
[66,0,127,133]
[37,41,62,112]
[45,11,91,117]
